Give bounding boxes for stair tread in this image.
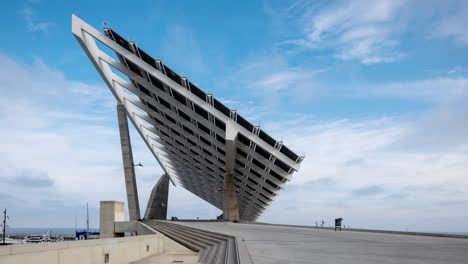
[146,221,239,264]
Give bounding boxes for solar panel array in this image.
[73,15,303,221]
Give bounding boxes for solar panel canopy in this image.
[72,15,303,221]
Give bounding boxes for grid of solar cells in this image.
[74,17,303,221]
[101,28,305,220]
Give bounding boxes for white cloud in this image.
[271,0,468,64]
[244,64,468,232]
[1,48,467,232]
[0,53,120,226]
[0,53,220,227]
[218,54,323,119]
[350,77,468,103]
[215,56,468,231]
[260,112,468,232]
[431,1,468,45]
[292,0,407,64]
[21,7,54,33]
[160,24,207,75]
[222,53,468,124]
[255,71,314,91]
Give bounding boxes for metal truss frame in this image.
[72,14,303,221]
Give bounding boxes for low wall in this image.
[0,234,168,264]
[5,233,76,240]
[113,221,156,236]
[241,221,468,239]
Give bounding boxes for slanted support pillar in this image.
[223,125,240,222]
[117,103,141,221]
[144,174,170,220]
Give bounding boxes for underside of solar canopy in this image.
[72,15,303,221]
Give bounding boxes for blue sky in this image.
[1,0,467,233]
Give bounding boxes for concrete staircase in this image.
[145,220,240,264]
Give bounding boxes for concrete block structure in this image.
[99,201,125,238]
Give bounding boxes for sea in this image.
[6,228,99,235]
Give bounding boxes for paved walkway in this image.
[131,253,198,264]
[175,222,468,264]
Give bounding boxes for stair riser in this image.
[146,221,240,264]
[156,225,218,247]
[152,226,207,251]
[159,223,231,244]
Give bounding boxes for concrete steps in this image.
[145,220,239,264]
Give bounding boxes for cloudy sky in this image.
[1,0,467,233]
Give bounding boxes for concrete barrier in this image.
[240,221,468,239]
[0,232,193,264]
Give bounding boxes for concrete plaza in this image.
[175,221,468,264]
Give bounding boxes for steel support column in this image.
[117,103,141,221]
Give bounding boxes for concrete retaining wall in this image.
[0,233,190,264]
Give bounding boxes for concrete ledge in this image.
[240,221,468,239]
[0,231,195,264]
[115,220,138,233]
[114,221,158,236]
[0,235,158,256]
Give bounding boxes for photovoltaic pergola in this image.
[72,15,303,221]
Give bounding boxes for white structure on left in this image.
[99,201,125,238]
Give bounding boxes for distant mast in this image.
[74,211,77,231]
[86,202,89,233]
